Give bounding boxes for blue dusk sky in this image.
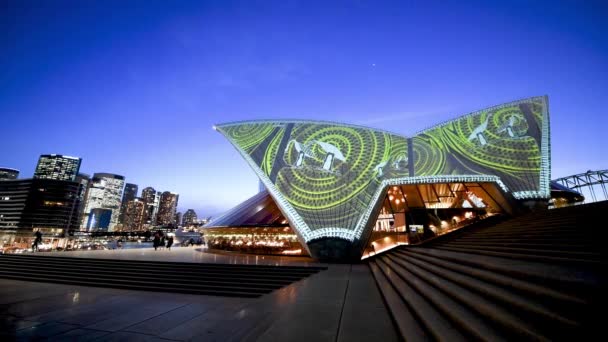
[1,0,607,216]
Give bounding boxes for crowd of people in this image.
[152,230,174,250]
[26,229,201,253]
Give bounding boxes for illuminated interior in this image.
[203,226,306,256]
[362,181,509,258]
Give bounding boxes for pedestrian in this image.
[160,235,165,249]
[166,236,174,250]
[189,237,195,247]
[32,230,42,252]
[153,233,160,251]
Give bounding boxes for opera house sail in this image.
[212,96,550,260]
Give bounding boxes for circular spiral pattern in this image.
[278,124,386,210]
[413,135,446,176]
[416,101,544,191]
[223,124,276,153]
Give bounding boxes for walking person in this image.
[166,236,174,250]
[153,232,160,251]
[32,230,42,252]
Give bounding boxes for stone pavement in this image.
[0,249,399,341]
[38,246,320,267]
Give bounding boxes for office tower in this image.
[175,212,182,227]
[0,178,81,241]
[81,173,125,231]
[118,183,138,224]
[152,191,161,222]
[156,191,179,226]
[74,173,90,231]
[0,168,19,180]
[33,154,81,181]
[123,198,145,231]
[182,209,198,226]
[141,186,158,226]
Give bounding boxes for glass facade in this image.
[81,173,125,231]
[0,178,82,249]
[141,187,158,226]
[156,191,179,226]
[33,154,81,182]
[118,183,138,224]
[123,198,146,231]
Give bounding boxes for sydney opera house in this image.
[205,96,559,261]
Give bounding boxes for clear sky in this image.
[1,0,607,217]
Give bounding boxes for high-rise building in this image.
[75,173,90,231]
[33,154,81,181]
[182,209,198,226]
[118,183,138,224]
[141,186,158,226]
[156,191,179,226]
[81,173,125,231]
[0,168,19,180]
[0,178,82,245]
[175,212,182,227]
[123,198,146,231]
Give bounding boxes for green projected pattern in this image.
[216,96,549,243]
[219,122,409,235]
[414,97,546,196]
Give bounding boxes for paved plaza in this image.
[0,248,398,341]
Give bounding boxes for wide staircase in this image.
[369,201,607,341]
[0,254,326,298]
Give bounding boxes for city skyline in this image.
[2,0,607,217]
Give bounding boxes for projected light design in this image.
[215,96,550,248]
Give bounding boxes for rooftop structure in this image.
[0,167,19,180]
[209,96,551,260]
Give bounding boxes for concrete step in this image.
[1,254,324,274]
[0,270,263,297]
[388,252,581,338]
[368,260,428,342]
[403,248,604,295]
[446,240,595,248]
[434,245,603,264]
[373,258,469,341]
[382,254,553,341]
[484,221,582,229]
[0,254,325,297]
[396,249,588,310]
[0,262,291,288]
[437,241,597,251]
[466,230,586,238]
[368,202,606,341]
[451,237,594,244]
[0,256,312,280]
